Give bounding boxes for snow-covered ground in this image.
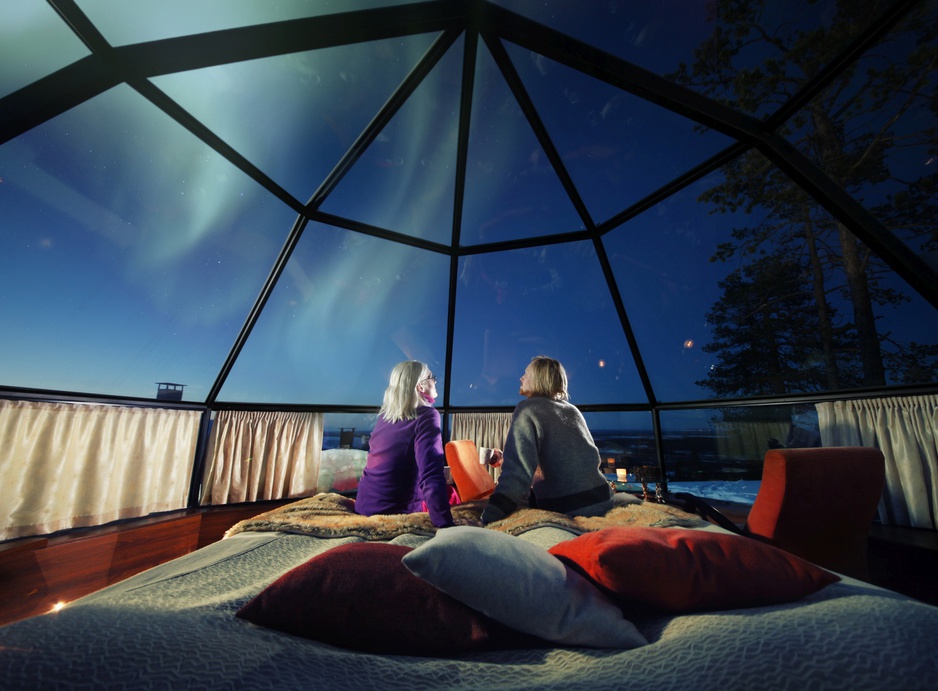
[665,480,761,505]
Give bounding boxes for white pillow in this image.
[401,526,646,649]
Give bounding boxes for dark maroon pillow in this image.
[549,527,840,614]
[237,542,545,656]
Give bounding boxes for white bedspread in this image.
[1,526,937,690]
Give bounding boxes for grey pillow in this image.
[401,526,647,649]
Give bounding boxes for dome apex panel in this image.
[494,0,892,118]
[505,41,735,227]
[318,35,464,245]
[492,0,714,78]
[152,34,439,204]
[460,40,584,245]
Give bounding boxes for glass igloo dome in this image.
[1,0,936,528]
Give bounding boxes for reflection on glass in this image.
[581,410,656,481]
[323,412,378,450]
[220,222,449,404]
[0,1,89,98]
[153,34,437,203]
[319,36,463,244]
[0,84,292,400]
[602,176,732,402]
[450,241,645,406]
[320,412,378,493]
[706,195,937,392]
[506,42,733,225]
[461,42,583,245]
[659,404,823,504]
[77,0,427,45]
[604,148,938,401]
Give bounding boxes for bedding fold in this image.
[224,492,708,540]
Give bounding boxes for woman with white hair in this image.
[355,360,455,528]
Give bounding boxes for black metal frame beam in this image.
[0,0,931,516]
[757,134,938,311]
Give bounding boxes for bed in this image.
[1,493,937,690]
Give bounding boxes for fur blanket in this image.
[224,492,707,541]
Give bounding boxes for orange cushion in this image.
[548,527,839,614]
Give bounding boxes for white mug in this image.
[479,447,497,465]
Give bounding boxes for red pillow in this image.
[236,542,544,656]
[548,528,840,614]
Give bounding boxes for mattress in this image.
[1,521,937,690]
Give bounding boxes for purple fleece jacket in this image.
[354,405,454,528]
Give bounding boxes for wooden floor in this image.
[1,497,935,627]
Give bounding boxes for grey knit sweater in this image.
[481,396,612,524]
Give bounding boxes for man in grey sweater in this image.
[481,356,613,524]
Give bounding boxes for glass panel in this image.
[783,2,938,268]
[0,84,294,400]
[319,412,376,492]
[76,0,427,45]
[460,41,583,245]
[605,150,938,403]
[581,410,656,483]
[660,403,823,505]
[153,34,437,203]
[219,222,450,404]
[0,0,89,98]
[506,42,734,226]
[602,178,728,403]
[323,413,378,450]
[495,0,884,118]
[450,241,645,406]
[320,36,463,244]
[492,0,714,77]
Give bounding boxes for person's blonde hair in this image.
[379,360,432,423]
[525,355,569,400]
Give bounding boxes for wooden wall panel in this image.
[196,501,290,548]
[0,515,198,626]
[0,502,289,627]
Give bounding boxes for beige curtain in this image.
[714,420,791,462]
[451,412,512,482]
[817,396,938,529]
[0,399,201,541]
[451,412,512,450]
[201,410,323,505]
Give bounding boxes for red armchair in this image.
[677,447,885,580]
[444,440,496,503]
